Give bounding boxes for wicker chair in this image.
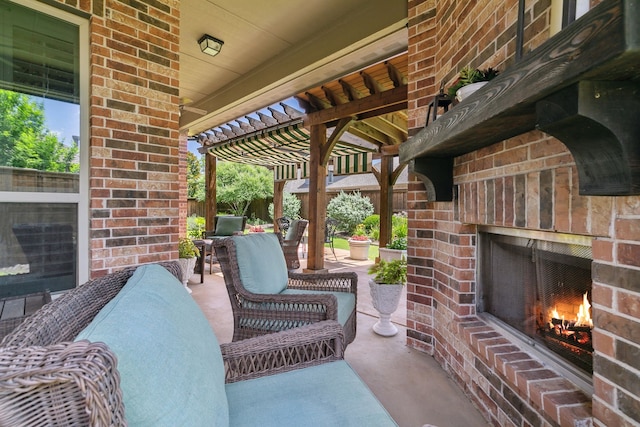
[275,216,290,237]
[213,233,357,346]
[280,219,308,270]
[201,215,247,274]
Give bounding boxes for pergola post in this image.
[273,181,286,232]
[378,155,394,250]
[205,154,217,231]
[305,123,327,273]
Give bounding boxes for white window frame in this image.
[0,0,89,286]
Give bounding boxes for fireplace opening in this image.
[478,229,593,376]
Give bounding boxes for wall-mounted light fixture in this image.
[198,34,224,57]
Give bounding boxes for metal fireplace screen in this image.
[479,233,593,374]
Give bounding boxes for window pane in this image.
[0,203,77,297]
[0,0,80,192]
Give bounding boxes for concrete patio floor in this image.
[188,246,489,427]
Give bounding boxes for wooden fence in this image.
[187,189,407,222]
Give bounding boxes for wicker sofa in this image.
[0,262,397,426]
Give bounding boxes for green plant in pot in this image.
[367,258,407,337]
[379,237,407,261]
[447,66,499,102]
[177,237,200,293]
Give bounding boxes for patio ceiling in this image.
[179,0,408,137]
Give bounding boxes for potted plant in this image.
[379,236,407,261]
[177,237,200,293]
[348,224,371,260]
[249,225,264,233]
[447,66,499,102]
[368,258,407,336]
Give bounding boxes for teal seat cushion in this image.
[284,219,300,241]
[76,264,229,427]
[226,360,397,426]
[281,288,355,326]
[234,234,288,294]
[215,216,244,236]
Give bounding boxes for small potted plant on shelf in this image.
[178,237,200,293]
[367,258,407,336]
[447,66,499,103]
[348,224,371,260]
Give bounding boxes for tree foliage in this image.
[187,152,205,201]
[216,162,273,216]
[326,191,374,234]
[268,192,302,220]
[0,89,78,172]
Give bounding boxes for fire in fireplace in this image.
[478,230,593,374]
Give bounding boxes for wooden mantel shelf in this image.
[400,0,640,201]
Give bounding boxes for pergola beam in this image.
[304,85,407,127]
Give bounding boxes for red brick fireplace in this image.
[404,0,640,426]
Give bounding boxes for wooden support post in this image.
[305,123,328,273]
[205,154,217,232]
[378,155,394,251]
[273,181,286,232]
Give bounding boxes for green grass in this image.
[326,237,378,260]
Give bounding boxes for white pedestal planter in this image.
[348,239,371,260]
[378,247,407,262]
[177,257,197,294]
[368,279,404,336]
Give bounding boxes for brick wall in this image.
[407,0,640,426]
[53,0,182,277]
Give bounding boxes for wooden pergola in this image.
[196,53,408,272]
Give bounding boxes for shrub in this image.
[186,215,206,239]
[327,191,374,234]
[362,214,380,240]
[392,212,408,239]
[268,192,301,220]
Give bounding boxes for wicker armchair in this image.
[213,233,357,346]
[201,215,247,274]
[280,219,308,270]
[0,261,344,426]
[275,216,290,237]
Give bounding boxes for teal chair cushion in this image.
[284,219,300,241]
[225,360,397,426]
[76,264,229,427]
[215,216,244,236]
[234,233,288,294]
[281,288,355,326]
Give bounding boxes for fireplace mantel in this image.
[400,0,640,201]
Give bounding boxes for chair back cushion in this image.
[76,264,229,427]
[234,233,288,294]
[284,219,300,241]
[215,216,244,236]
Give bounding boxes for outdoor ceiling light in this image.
[198,34,224,57]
